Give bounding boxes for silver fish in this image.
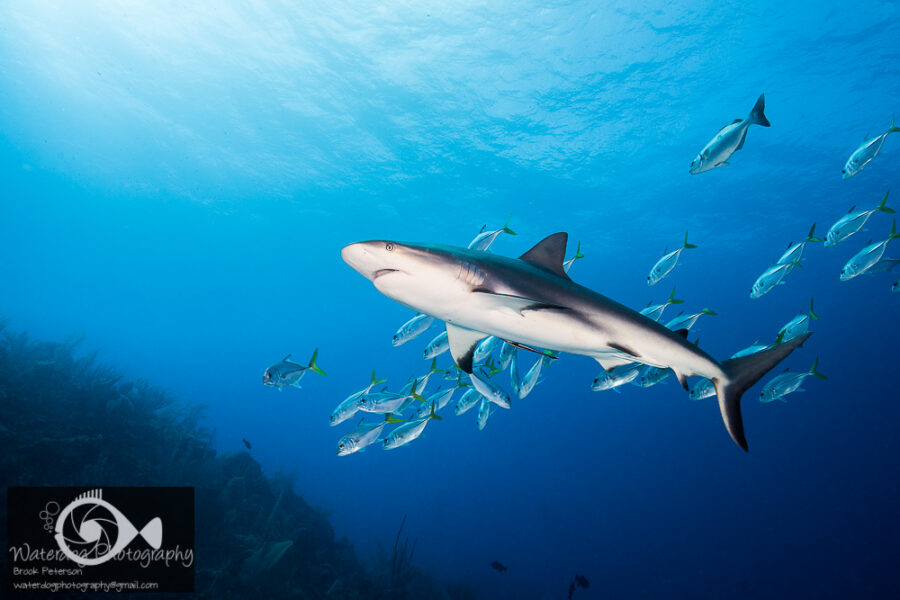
[562,241,585,274]
[591,363,641,392]
[664,309,717,332]
[776,223,822,266]
[689,379,716,401]
[825,191,894,247]
[778,299,818,343]
[383,403,441,450]
[423,331,450,359]
[469,369,511,409]
[476,396,492,431]
[263,349,326,389]
[330,370,387,426]
[496,341,516,371]
[690,94,770,174]
[337,416,401,456]
[392,313,434,347]
[843,121,900,179]
[468,217,516,251]
[636,365,672,388]
[455,388,482,415]
[473,335,501,364]
[759,359,827,403]
[519,353,555,399]
[750,261,799,299]
[840,220,900,281]
[639,286,684,322]
[648,232,698,286]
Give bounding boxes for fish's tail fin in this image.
[808,298,819,321]
[749,93,770,127]
[410,378,426,402]
[502,216,517,236]
[890,219,900,241]
[714,332,813,450]
[429,400,443,421]
[668,286,685,305]
[429,358,446,375]
[806,222,823,243]
[808,358,828,380]
[683,231,698,250]
[889,116,900,133]
[385,414,404,424]
[308,349,327,376]
[701,308,717,316]
[573,241,585,259]
[371,369,387,386]
[876,190,895,214]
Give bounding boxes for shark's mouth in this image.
[373,268,399,279]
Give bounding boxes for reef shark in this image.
[341,233,811,450]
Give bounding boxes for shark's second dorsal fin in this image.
[519,232,570,279]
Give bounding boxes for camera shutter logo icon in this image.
[53,489,162,566]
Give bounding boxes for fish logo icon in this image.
[54,489,162,566]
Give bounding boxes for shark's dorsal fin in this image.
[519,232,570,279]
[445,324,488,374]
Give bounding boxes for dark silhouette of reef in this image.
[0,320,476,600]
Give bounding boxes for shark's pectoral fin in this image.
[446,324,489,374]
[471,289,569,316]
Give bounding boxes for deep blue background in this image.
[2,2,899,598]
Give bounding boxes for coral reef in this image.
[0,322,475,599]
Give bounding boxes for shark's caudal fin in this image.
[714,332,812,451]
[308,349,327,376]
[876,190,895,214]
[749,93,770,127]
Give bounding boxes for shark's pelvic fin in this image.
[518,232,571,280]
[446,324,489,373]
[593,355,635,372]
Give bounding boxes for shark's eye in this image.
[386,243,395,251]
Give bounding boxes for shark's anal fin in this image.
[518,232,571,280]
[445,324,488,374]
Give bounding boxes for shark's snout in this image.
[341,242,377,281]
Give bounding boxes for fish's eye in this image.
[386,243,394,252]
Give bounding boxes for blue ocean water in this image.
[2,1,899,597]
